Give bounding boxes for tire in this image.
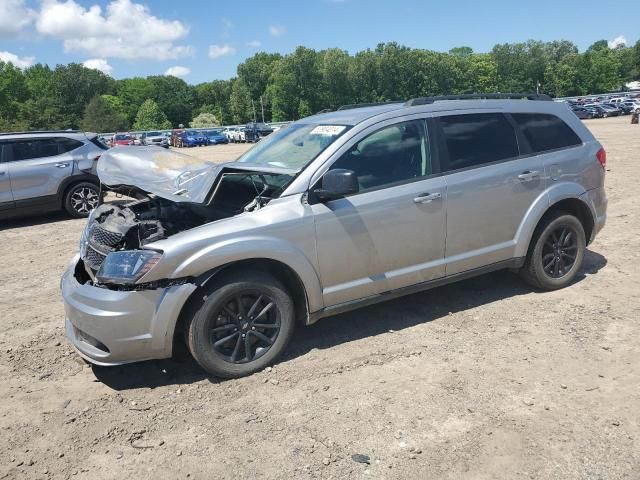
[63,182,100,218]
[186,271,295,378]
[519,211,586,291]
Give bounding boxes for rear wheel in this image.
[186,271,295,378]
[64,182,100,218]
[520,212,586,290]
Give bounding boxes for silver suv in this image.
[1,131,106,219]
[61,94,607,378]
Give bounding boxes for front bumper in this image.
[61,256,197,366]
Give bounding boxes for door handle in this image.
[517,170,540,181]
[55,163,70,168]
[413,192,442,204]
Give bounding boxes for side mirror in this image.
[314,169,359,201]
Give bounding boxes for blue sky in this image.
[1,0,638,84]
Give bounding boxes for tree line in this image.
[1,39,638,132]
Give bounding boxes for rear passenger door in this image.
[7,137,82,206]
[434,112,546,275]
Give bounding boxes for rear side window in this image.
[89,136,109,150]
[58,138,84,153]
[12,139,59,161]
[512,113,582,153]
[438,113,519,171]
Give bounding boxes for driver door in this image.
[311,118,447,307]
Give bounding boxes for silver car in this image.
[141,131,169,148]
[1,130,106,219]
[61,94,607,378]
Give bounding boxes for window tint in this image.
[58,138,84,153]
[439,113,518,171]
[512,113,582,153]
[11,139,60,161]
[331,120,430,192]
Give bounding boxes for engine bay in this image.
[80,171,292,276]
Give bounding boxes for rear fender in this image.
[514,182,590,258]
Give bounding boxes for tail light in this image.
[596,147,606,169]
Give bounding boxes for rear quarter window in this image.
[512,113,582,153]
[58,138,84,153]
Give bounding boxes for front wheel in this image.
[186,271,295,378]
[520,212,586,290]
[64,182,100,218]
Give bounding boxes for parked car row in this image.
[223,122,275,143]
[567,94,640,120]
[171,129,229,148]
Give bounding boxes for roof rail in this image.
[405,93,552,107]
[337,101,403,111]
[0,129,82,136]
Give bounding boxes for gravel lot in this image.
[1,118,639,480]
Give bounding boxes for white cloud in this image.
[165,65,190,77]
[83,58,112,75]
[222,18,233,37]
[0,50,35,69]
[268,24,286,37]
[35,0,192,60]
[208,44,236,59]
[0,0,35,37]
[247,40,261,48]
[608,35,627,49]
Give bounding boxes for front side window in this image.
[438,113,519,171]
[330,119,430,192]
[512,113,582,153]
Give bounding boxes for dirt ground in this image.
[1,117,639,480]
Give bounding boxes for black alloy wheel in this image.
[209,291,281,364]
[519,211,586,291]
[541,226,578,279]
[186,271,295,378]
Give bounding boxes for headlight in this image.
[96,250,162,284]
[79,209,98,258]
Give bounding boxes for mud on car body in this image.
[61,94,607,378]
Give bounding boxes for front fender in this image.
[513,182,590,258]
[170,236,324,313]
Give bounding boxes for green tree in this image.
[80,95,129,132]
[132,99,172,130]
[115,77,154,124]
[230,79,253,123]
[50,63,115,128]
[147,75,194,127]
[190,112,219,128]
[0,61,28,128]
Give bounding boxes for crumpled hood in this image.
[97,146,223,203]
[97,146,297,204]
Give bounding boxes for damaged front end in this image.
[76,147,295,288]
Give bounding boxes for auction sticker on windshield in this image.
[310,125,346,136]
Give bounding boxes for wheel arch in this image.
[56,173,99,208]
[515,184,595,258]
[172,257,312,350]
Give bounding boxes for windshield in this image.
[236,123,349,170]
[114,134,130,140]
[186,130,199,136]
[147,131,161,136]
[207,130,222,135]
